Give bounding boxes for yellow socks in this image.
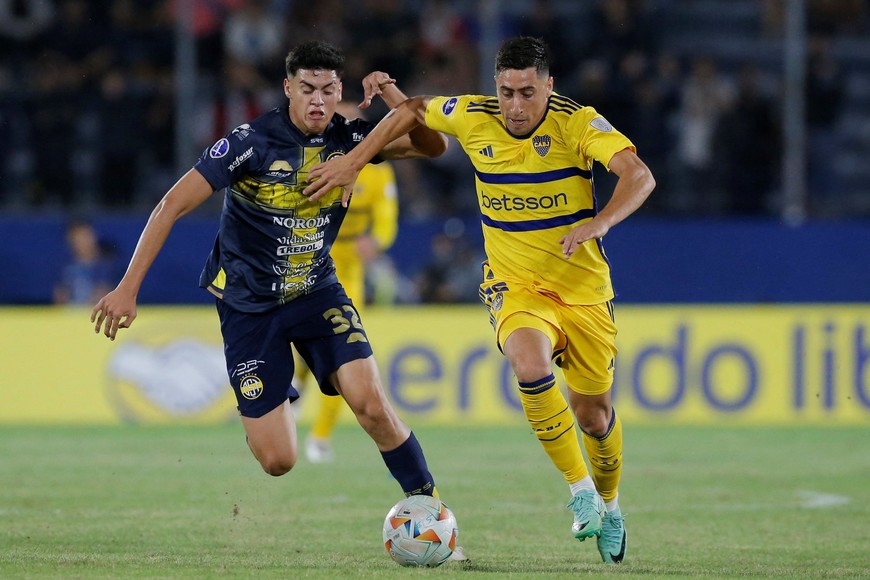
[518,374,589,484]
[581,409,623,503]
[310,392,344,439]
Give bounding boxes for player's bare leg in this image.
[332,356,437,498]
[332,356,409,450]
[240,399,298,476]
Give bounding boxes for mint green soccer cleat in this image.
[597,508,627,564]
[567,490,605,541]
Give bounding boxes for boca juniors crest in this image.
[533,135,551,157]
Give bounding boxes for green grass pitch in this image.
[1,424,868,578]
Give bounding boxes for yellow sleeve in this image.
[567,106,636,171]
[368,162,398,251]
[425,95,487,141]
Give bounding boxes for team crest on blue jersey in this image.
[210,138,230,158]
[533,135,551,157]
[442,97,458,115]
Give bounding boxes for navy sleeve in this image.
[348,118,384,165]
[193,128,259,191]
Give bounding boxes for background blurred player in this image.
[304,36,655,564]
[91,41,449,503]
[298,100,400,463]
[54,219,118,306]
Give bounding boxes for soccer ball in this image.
[382,494,458,567]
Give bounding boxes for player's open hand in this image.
[303,156,361,206]
[559,220,610,259]
[91,288,137,341]
[359,71,396,109]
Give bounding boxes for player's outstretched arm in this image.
[91,169,214,340]
[559,149,655,258]
[360,74,447,160]
[304,96,433,205]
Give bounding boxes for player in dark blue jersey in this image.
[91,42,449,501]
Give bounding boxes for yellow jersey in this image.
[330,161,398,305]
[425,93,635,305]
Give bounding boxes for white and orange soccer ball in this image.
[382,495,458,567]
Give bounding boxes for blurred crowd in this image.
[2,0,869,303]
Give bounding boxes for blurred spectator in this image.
[24,51,81,206]
[53,220,119,305]
[170,0,245,73]
[0,0,54,59]
[808,0,867,37]
[568,60,611,113]
[625,75,676,213]
[805,38,846,205]
[349,0,418,82]
[586,0,656,72]
[673,56,734,214]
[764,0,868,38]
[193,56,273,153]
[223,0,285,75]
[415,222,485,304]
[713,64,781,215]
[418,0,473,61]
[1,0,868,222]
[514,0,574,78]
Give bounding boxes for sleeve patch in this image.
[210,138,230,158]
[590,117,613,133]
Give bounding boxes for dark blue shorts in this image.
[216,283,373,418]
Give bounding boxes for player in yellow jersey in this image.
[300,101,399,463]
[305,37,655,564]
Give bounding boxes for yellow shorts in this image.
[480,269,617,396]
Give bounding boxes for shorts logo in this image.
[210,138,230,158]
[239,374,264,400]
[532,135,551,157]
[442,97,458,115]
[590,116,613,132]
[492,291,504,312]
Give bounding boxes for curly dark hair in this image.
[285,41,345,78]
[495,37,551,75]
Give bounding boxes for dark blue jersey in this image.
[193,107,378,313]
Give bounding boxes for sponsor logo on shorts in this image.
[239,374,264,400]
[492,291,504,312]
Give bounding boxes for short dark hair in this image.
[495,37,551,76]
[285,41,345,78]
